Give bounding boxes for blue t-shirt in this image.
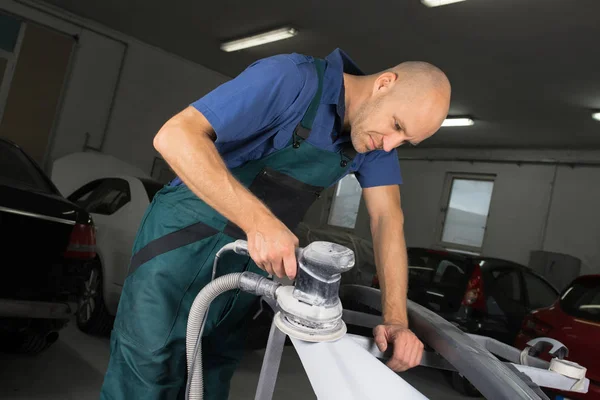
[172,48,402,188]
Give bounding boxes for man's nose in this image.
[384,135,405,152]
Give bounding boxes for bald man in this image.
[100,48,450,400]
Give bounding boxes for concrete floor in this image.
[0,320,477,399]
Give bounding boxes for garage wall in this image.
[2,0,229,175]
[543,166,600,275]
[49,29,126,163]
[320,148,600,276]
[101,43,229,175]
[397,160,556,265]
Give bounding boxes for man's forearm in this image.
[153,107,274,232]
[371,215,409,326]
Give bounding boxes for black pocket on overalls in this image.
[224,167,323,238]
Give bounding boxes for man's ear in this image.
[374,71,398,94]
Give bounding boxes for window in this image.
[68,178,131,215]
[440,174,495,250]
[68,179,104,206]
[523,272,558,310]
[432,260,465,284]
[560,279,600,323]
[328,174,362,229]
[492,269,521,302]
[407,251,472,288]
[486,269,524,317]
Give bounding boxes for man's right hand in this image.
[246,217,299,280]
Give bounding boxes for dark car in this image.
[364,247,559,396]
[515,275,600,400]
[370,247,560,344]
[0,138,96,354]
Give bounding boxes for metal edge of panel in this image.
[339,284,544,400]
[0,205,76,225]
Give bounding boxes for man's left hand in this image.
[373,324,424,372]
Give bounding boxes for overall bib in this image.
[100,59,356,400]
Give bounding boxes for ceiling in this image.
[39,0,600,149]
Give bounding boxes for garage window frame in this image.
[437,172,496,253]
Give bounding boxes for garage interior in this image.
[1,0,599,399]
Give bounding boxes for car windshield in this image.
[0,140,55,194]
[560,279,600,323]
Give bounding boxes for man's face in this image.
[350,83,449,154]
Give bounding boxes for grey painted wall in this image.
[305,156,600,275]
[398,161,555,265]
[543,166,600,275]
[101,42,228,174]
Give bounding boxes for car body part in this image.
[1,138,96,354]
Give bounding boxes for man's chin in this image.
[352,141,368,154]
[349,135,368,153]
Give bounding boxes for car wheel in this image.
[76,263,114,336]
[451,371,481,397]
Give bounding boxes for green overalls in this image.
[100,59,356,400]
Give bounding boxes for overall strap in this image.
[294,58,326,141]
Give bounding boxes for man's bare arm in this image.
[363,184,408,325]
[153,106,298,278]
[363,184,423,371]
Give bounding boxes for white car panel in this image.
[51,152,150,198]
[93,176,156,315]
[292,336,428,399]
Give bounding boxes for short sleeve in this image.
[354,149,403,188]
[190,56,304,144]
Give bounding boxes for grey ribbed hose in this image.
[185,273,243,400]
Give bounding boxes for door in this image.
[485,267,528,343]
[556,279,600,381]
[0,18,75,165]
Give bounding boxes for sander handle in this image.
[233,239,303,262]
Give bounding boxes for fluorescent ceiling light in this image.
[421,0,467,7]
[220,27,297,52]
[442,117,474,127]
[593,112,600,121]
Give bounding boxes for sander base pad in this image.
[273,311,346,343]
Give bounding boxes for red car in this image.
[515,275,600,400]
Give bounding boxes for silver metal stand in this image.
[254,320,288,400]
